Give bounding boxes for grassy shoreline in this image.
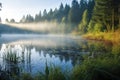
[82,31,120,44]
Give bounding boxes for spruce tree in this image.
[78,10,88,33]
[68,0,80,24]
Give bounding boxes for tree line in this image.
[4,0,120,33]
[19,0,94,24]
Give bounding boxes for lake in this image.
[0,34,113,74]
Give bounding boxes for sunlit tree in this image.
[89,0,120,32]
[78,10,88,33]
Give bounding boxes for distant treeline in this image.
[6,0,120,34]
[19,0,94,24]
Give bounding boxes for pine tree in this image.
[79,0,87,22]
[58,3,64,22]
[63,4,70,22]
[78,10,88,33]
[87,0,95,22]
[35,11,42,22]
[42,9,48,21]
[25,14,34,23]
[89,0,120,32]
[68,0,80,24]
[47,9,53,21]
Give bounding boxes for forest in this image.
[5,0,120,35]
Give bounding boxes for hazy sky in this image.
[0,0,72,22]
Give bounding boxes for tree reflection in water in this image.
[0,40,114,75]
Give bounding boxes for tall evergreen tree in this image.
[35,11,42,22]
[57,3,64,22]
[63,4,70,22]
[47,9,53,21]
[42,9,48,20]
[68,0,80,24]
[92,0,120,32]
[25,14,34,23]
[87,0,95,22]
[79,0,87,22]
[78,10,88,33]
[53,8,58,20]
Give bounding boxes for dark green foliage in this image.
[88,0,120,32]
[79,0,87,22]
[13,0,120,34]
[48,67,66,80]
[18,0,96,32]
[45,62,49,80]
[63,4,70,23]
[71,55,120,80]
[78,10,89,33]
[21,73,33,80]
[87,0,95,22]
[57,3,64,22]
[68,0,80,24]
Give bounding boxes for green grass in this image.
[83,30,120,43]
[71,55,120,80]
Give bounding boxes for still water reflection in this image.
[0,34,113,74]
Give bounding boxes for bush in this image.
[71,56,120,80]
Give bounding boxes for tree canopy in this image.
[18,0,120,33]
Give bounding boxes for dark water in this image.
[0,34,115,74]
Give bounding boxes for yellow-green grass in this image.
[83,30,120,43]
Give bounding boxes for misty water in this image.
[0,34,113,74]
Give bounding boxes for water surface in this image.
[0,34,112,74]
